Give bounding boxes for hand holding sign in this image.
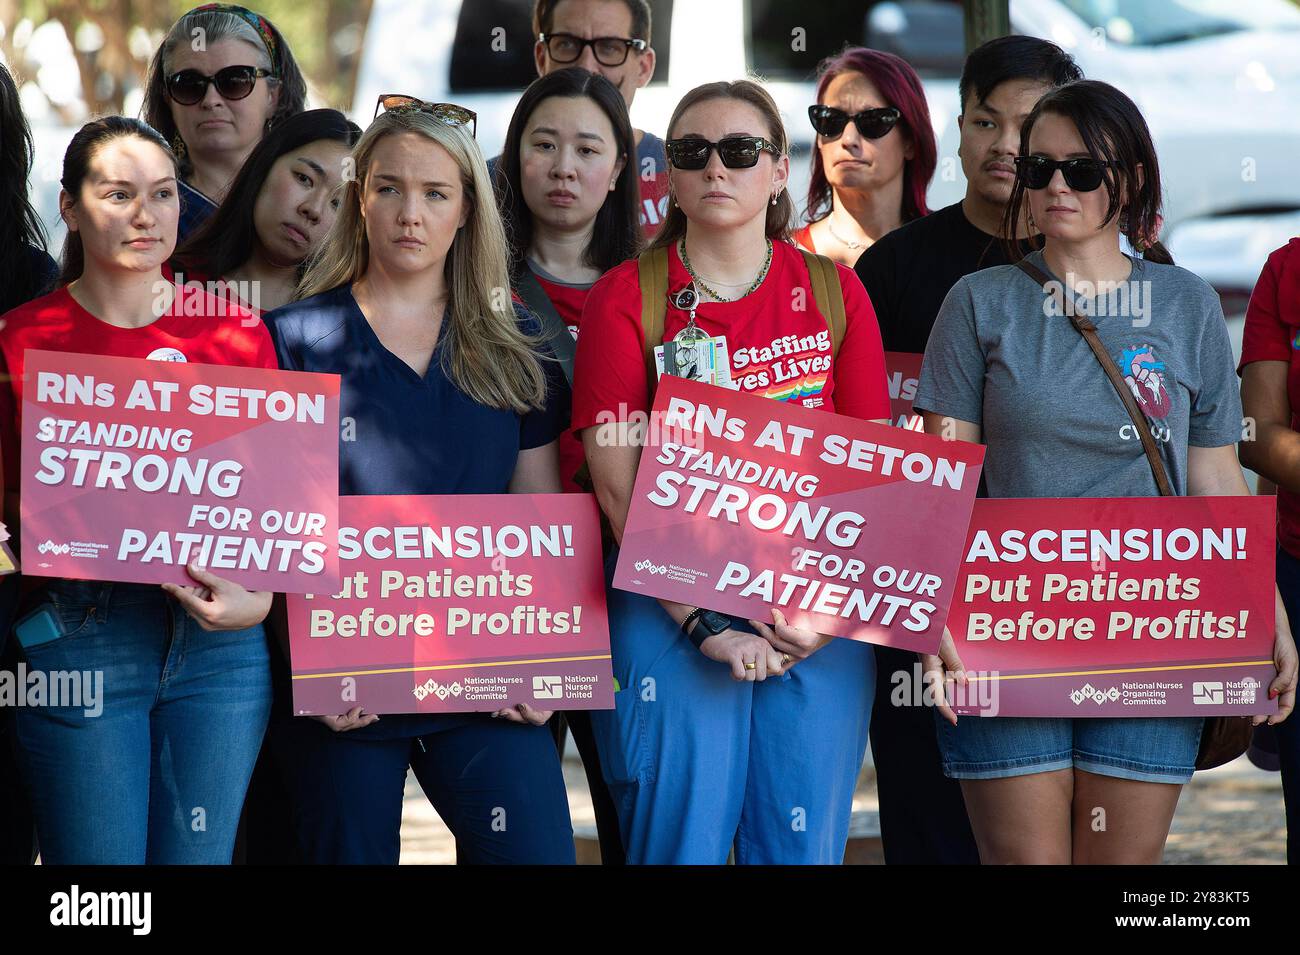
[160,561,273,631]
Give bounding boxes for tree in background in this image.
[0,0,372,121]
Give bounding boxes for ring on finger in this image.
[781,653,791,665]
[743,661,757,670]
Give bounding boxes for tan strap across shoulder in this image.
[798,247,846,354]
[637,246,670,388]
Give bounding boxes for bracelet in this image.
[681,607,707,647]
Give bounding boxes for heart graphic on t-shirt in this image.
[1120,344,1170,420]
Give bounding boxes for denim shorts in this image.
[935,712,1204,784]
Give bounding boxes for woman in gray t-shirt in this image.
[915,80,1297,864]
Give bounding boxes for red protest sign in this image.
[946,497,1278,717]
[287,494,613,715]
[612,376,985,653]
[20,350,340,593]
[885,351,924,432]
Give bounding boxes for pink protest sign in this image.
[612,376,985,653]
[287,494,613,715]
[20,350,340,593]
[945,497,1278,717]
[885,351,924,432]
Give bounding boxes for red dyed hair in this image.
[805,47,936,225]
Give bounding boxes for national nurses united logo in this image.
[1118,344,1171,420]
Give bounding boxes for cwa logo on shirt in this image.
[146,347,187,362]
[730,329,833,408]
[1117,343,1170,420]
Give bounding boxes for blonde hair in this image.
[299,109,548,413]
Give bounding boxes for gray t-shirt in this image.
[914,250,1242,498]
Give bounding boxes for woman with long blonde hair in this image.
[264,100,575,864]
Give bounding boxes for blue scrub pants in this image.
[591,573,875,864]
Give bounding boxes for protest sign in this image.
[288,493,613,715]
[21,350,340,592]
[612,376,984,653]
[886,351,924,432]
[945,496,1277,717]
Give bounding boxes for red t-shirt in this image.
[0,282,277,493]
[1239,237,1300,558]
[533,272,594,493]
[791,224,816,253]
[571,239,890,435]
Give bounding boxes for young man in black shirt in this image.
[854,34,1082,864]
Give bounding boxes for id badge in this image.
[654,334,735,388]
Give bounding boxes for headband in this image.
[190,3,278,63]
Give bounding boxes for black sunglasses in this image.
[665,136,782,171]
[808,105,902,141]
[373,94,477,138]
[1014,155,1118,191]
[165,65,275,106]
[539,32,648,67]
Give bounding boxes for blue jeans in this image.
[14,579,271,864]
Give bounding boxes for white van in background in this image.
[355,0,1300,299]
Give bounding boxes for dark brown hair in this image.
[533,0,652,40]
[59,117,178,284]
[1002,79,1172,265]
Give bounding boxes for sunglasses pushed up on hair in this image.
[165,65,275,105]
[807,105,901,141]
[373,94,477,137]
[664,136,782,171]
[1014,155,1118,192]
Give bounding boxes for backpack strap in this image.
[799,247,846,356]
[513,267,577,384]
[638,246,670,389]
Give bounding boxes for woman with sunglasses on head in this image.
[173,108,360,315]
[494,66,641,865]
[916,79,1298,864]
[796,47,936,267]
[571,80,891,864]
[0,117,278,864]
[265,97,575,865]
[143,3,307,241]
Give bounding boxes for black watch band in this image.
[681,608,731,649]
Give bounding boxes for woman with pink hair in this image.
[795,47,937,266]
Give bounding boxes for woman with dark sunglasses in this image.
[142,4,307,242]
[796,48,937,267]
[571,80,891,863]
[916,79,1297,863]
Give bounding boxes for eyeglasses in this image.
[1014,155,1117,191]
[807,105,901,141]
[373,94,477,137]
[539,33,648,67]
[665,136,782,171]
[165,65,275,105]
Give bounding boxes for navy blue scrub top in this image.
[262,282,571,736]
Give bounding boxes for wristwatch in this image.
[681,608,732,649]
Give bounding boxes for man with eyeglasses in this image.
[532,0,668,235]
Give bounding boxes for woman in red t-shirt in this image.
[495,68,642,494]
[494,67,643,865]
[1239,237,1300,862]
[0,117,276,864]
[571,79,891,864]
[794,47,936,265]
[172,108,360,315]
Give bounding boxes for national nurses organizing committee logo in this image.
[1069,683,1120,706]
[412,678,462,702]
[37,540,71,556]
[146,347,187,362]
[1119,344,1171,420]
[634,559,668,576]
